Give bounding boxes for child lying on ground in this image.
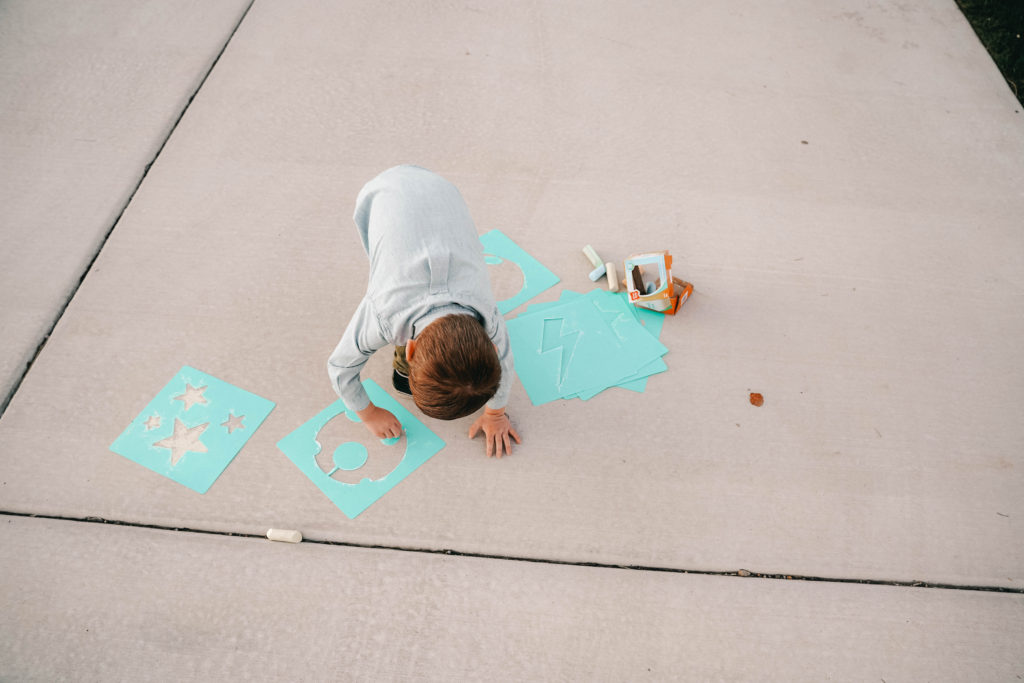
[328,165,521,458]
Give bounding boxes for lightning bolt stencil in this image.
[539,317,581,386]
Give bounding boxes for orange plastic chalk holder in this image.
[623,251,693,315]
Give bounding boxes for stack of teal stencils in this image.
[506,289,669,405]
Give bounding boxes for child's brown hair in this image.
[409,314,501,420]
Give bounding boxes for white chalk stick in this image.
[582,244,603,269]
[588,264,607,281]
[605,262,619,291]
[266,528,302,543]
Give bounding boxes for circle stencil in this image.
[333,442,369,470]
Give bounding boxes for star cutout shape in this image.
[221,413,245,434]
[143,415,161,431]
[152,418,209,466]
[173,383,208,411]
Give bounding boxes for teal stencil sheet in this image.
[276,379,445,519]
[479,229,560,314]
[508,297,606,404]
[110,366,275,493]
[578,291,668,398]
[614,293,668,393]
[520,290,668,400]
[507,290,668,405]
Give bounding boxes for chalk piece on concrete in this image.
[605,262,619,292]
[267,529,302,543]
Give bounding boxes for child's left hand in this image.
[468,407,521,458]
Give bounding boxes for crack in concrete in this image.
[0,0,257,419]
[3,511,1021,595]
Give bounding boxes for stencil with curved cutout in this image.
[277,379,446,519]
[483,255,526,307]
[480,229,560,314]
[314,410,405,485]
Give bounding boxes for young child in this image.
[327,165,521,458]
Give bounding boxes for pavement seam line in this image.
[0,0,257,418]
[3,511,1022,596]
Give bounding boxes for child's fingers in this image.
[508,426,522,444]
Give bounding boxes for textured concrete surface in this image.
[3,516,1023,681]
[1,0,1023,678]
[0,0,251,408]
[2,0,1022,586]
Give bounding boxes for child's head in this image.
[407,314,501,420]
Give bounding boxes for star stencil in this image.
[174,383,208,411]
[153,418,209,466]
[221,413,245,434]
[110,366,276,493]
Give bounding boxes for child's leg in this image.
[392,346,412,395]
[393,346,410,375]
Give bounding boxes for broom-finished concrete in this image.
[1,0,1022,678]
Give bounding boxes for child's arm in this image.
[357,402,402,440]
[467,309,520,457]
[468,406,521,458]
[485,316,515,411]
[328,297,397,437]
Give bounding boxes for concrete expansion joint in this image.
[3,510,1022,596]
[0,0,257,421]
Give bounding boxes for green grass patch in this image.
[956,0,1024,104]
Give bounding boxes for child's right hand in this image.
[356,403,403,440]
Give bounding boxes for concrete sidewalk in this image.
[3,516,1022,680]
[1,0,1023,679]
[0,0,253,411]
